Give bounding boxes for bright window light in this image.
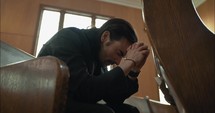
[95,18,108,28]
[159,88,170,105]
[36,10,60,56]
[35,8,110,57]
[63,14,92,29]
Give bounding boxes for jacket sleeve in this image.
[65,51,139,103]
[102,69,139,104]
[38,28,139,103]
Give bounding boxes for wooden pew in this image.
[0,56,70,113]
[143,0,215,113]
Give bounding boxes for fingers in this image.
[135,50,150,69]
[134,43,149,55]
[125,42,150,71]
[134,45,150,68]
[132,42,144,49]
[137,45,148,51]
[126,42,149,59]
[127,43,149,56]
[128,42,147,50]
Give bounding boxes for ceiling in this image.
[99,0,207,9]
[99,0,142,9]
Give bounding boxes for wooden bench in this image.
[143,0,215,113]
[0,56,70,113]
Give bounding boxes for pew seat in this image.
[125,96,177,113]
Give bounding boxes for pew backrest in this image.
[143,0,215,113]
[0,56,70,113]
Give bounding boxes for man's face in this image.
[99,31,131,66]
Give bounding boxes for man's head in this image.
[99,18,137,43]
[98,18,138,66]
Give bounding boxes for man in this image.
[38,18,149,113]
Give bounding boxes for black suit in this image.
[38,27,139,113]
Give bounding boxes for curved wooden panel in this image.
[0,56,70,113]
[143,0,215,113]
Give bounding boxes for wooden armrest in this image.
[0,56,70,113]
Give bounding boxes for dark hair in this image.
[98,18,138,44]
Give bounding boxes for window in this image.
[35,10,60,56]
[35,7,110,56]
[95,18,108,28]
[63,14,92,29]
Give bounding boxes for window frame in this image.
[34,5,112,56]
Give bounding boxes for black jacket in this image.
[38,27,138,104]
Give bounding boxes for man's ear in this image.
[101,31,110,43]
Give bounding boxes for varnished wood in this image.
[0,56,70,113]
[143,0,215,113]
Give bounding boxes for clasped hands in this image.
[125,42,150,72]
[118,42,150,77]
